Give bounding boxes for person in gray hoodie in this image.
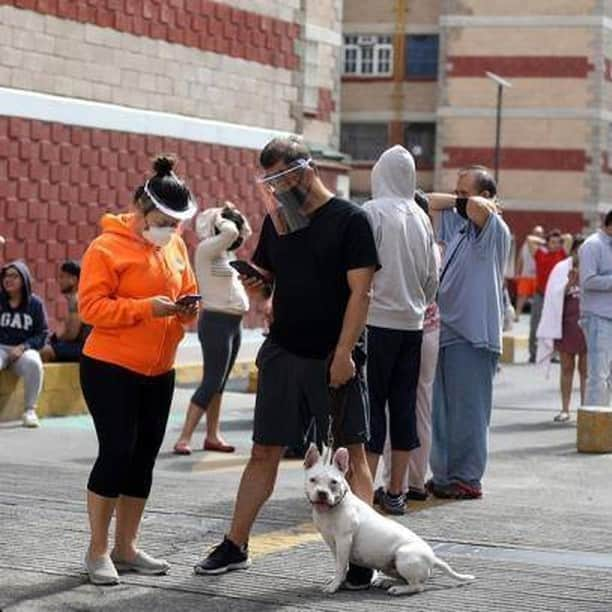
[0,260,48,427]
[363,145,439,515]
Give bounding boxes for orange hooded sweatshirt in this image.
[79,213,198,376]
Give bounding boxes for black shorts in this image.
[252,338,370,448]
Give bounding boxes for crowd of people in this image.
[1,136,610,590]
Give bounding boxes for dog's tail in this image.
[433,557,475,583]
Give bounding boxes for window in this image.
[341,123,388,161]
[343,35,393,77]
[404,123,436,169]
[405,35,439,79]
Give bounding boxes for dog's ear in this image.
[332,447,349,475]
[304,443,320,469]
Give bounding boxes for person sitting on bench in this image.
[40,261,90,363]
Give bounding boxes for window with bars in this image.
[343,35,393,77]
[404,123,436,169]
[341,123,388,161]
[405,35,439,79]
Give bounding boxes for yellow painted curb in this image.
[0,358,258,422]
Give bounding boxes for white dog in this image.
[304,444,475,596]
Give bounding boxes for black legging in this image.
[80,355,175,499]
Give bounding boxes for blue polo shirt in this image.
[437,209,511,354]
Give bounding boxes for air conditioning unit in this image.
[357,35,376,45]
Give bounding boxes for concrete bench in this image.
[577,405,612,453]
[0,363,85,422]
[501,333,529,364]
[0,360,258,423]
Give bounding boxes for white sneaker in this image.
[22,409,40,428]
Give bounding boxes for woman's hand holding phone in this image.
[151,296,178,318]
[175,294,201,320]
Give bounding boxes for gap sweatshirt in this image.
[0,260,49,349]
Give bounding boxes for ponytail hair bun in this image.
[153,155,176,177]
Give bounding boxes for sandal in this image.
[173,442,192,455]
[553,412,570,423]
[203,440,235,453]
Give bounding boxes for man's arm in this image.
[526,234,545,256]
[329,266,375,388]
[580,244,612,292]
[561,233,573,255]
[426,193,497,229]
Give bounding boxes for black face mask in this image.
[455,197,469,219]
[276,184,309,209]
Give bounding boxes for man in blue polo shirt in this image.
[427,166,510,499]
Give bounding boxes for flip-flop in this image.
[173,442,192,455]
[203,440,235,453]
[553,412,570,423]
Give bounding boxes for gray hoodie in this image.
[363,145,439,331]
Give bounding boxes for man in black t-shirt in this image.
[195,137,380,589]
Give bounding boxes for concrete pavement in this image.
[2,350,612,611]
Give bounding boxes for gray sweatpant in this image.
[0,345,44,411]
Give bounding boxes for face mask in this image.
[143,225,174,247]
[269,186,311,235]
[257,159,313,236]
[276,184,309,209]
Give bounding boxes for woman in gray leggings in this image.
[174,203,251,454]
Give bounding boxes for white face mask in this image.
[143,225,175,247]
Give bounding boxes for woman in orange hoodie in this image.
[79,155,198,585]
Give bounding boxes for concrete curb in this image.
[0,359,258,422]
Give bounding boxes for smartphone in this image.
[229,260,269,284]
[175,294,202,306]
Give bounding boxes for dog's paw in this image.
[388,584,425,596]
[321,579,342,594]
[372,577,397,590]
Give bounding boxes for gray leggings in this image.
[0,345,44,411]
[191,310,242,410]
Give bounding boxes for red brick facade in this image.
[447,56,594,78]
[443,147,589,172]
[0,0,300,69]
[0,115,269,327]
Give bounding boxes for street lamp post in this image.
[486,72,512,184]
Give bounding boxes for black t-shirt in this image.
[253,197,380,359]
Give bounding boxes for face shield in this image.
[257,158,312,236]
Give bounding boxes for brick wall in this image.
[0,0,347,330]
[0,114,268,328]
[0,4,299,131]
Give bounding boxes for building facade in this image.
[0,0,344,327]
[341,0,611,242]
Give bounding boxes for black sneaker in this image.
[194,536,251,575]
[405,487,428,502]
[373,486,385,507]
[381,490,406,515]
[342,563,373,590]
